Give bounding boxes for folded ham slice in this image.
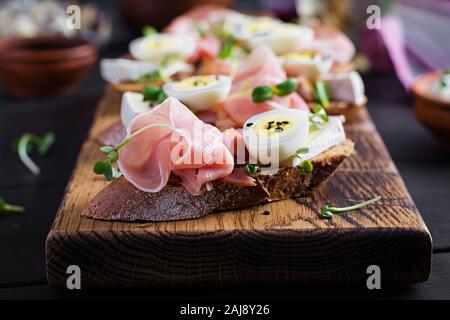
[163,6,221,62]
[118,97,234,195]
[223,46,309,126]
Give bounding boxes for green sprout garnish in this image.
[321,196,382,219]
[143,25,157,36]
[314,80,330,109]
[218,35,235,59]
[309,104,329,130]
[293,147,313,175]
[137,70,161,83]
[244,164,261,176]
[14,132,55,175]
[252,79,297,103]
[252,86,273,103]
[440,70,450,89]
[143,86,167,104]
[94,123,182,181]
[0,197,25,214]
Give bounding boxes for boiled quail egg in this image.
[281,51,332,80]
[129,33,196,63]
[231,17,314,55]
[243,108,310,165]
[163,75,231,112]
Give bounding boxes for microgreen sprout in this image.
[252,78,297,103]
[143,25,157,36]
[293,147,313,175]
[93,123,183,181]
[244,164,261,176]
[143,86,167,104]
[218,35,235,59]
[0,197,25,214]
[137,70,161,83]
[314,80,330,109]
[14,132,55,175]
[440,70,450,89]
[309,104,329,130]
[321,195,382,219]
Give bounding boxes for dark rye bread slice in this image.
[82,139,354,222]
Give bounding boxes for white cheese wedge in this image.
[100,58,194,84]
[100,59,158,84]
[287,116,346,167]
[319,71,365,105]
[120,92,152,128]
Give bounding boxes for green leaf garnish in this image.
[143,25,157,36]
[14,132,55,175]
[0,197,25,214]
[294,147,309,156]
[218,35,235,59]
[244,164,261,176]
[440,70,450,89]
[143,86,167,104]
[321,196,382,219]
[293,147,313,175]
[315,80,330,109]
[252,79,298,103]
[309,104,329,130]
[252,86,273,103]
[137,70,161,83]
[300,160,313,174]
[273,78,297,97]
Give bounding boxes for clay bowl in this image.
[0,36,98,98]
[411,71,450,149]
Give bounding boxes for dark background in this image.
[0,0,449,300]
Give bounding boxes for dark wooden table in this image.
[1,43,449,300]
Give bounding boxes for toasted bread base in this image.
[82,139,354,222]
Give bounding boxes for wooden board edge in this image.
[46,227,432,288]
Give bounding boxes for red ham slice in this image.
[163,6,221,62]
[118,97,234,195]
[222,46,309,126]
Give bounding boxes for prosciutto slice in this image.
[223,46,309,126]
[163,6,221,62]
[118,97,234,195]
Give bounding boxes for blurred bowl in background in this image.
[412,72,450,149]
[118,0,231,32]
[0,36,98,98]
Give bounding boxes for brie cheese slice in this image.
[121,92,152,128]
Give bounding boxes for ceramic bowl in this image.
[411,71,450,149]
[0,36,98,97]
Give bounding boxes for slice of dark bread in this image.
[82,139,354,222]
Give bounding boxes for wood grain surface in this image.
[45,86,432,288]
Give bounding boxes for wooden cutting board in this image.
[45,86,432,288]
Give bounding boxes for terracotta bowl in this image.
[0,36,98,98]
[411,71,450,149]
